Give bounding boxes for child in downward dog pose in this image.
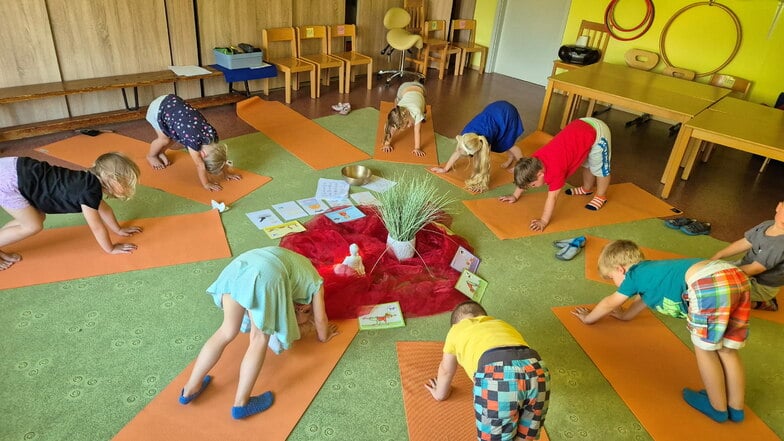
[573,240,750,423]
[179,247,339,419]
[426,301,550,440]
[382,81,427,157]
[431,100,524,193]
[0,153,141,270]
[145,94,241,191]
[500,117,611,232]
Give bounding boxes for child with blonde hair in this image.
[146,94,241,191]
[382,81,427,157]
[573,240,751,423]
[500,117,611,232]
[426,301,550,440]
[431,101,523,193]
[0,153,142,269]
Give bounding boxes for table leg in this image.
[660,126,694,198]
[560,93,577,129]
[537,80,555,131]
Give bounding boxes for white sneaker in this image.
[339,103,351,115]
[331,102,347,112]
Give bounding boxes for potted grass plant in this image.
[377,173,454,260]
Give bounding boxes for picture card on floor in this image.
[350,191,380,206]
[263,220,306,239]
[450,246,480,273]
[358,301,405,330]
[245,209,283,230]
[455,270,487,303]
[361,176,397,193]
[315,178,350,200]
[324,197,354,208]
[325,206,366,223]
[297,197,330,215]
[273,201,308,220]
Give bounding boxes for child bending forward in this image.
[0,153,141,270]
[179,247,339,419]
[426,301,550,440]
[573,240,750,423]
[146,94,241,191]
[382,81,427,156]
[432,101,524,193]
[501,117,611,232]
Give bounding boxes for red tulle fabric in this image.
[280,206,472,320]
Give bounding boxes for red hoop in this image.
[604,0,655,41]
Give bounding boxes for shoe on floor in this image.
[681,221,711,236]
[553,236,587,249]
[339,103,351,115]
[331,102,347,112]
[665,217,696,229]
[555,236,586,261]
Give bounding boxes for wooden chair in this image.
[404,0,426,37]
[449,19,488,75]
[327,24,373,93]
[295,25,344,98]
[551,20,610,77]
[422,20,461,80]
[262,27,316,104]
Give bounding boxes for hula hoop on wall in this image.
[659,1,742,78]
[604,0,655,41]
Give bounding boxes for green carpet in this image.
[1,107,781,441]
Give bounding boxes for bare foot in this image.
[0,251,21,262]
[147,155,166,170]
[157,153,170,167]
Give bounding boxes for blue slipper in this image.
[664,218,695,229]
[555,236,586,261]
[553,236,586,249]
[179,375,212,405]
[681,221,711,236]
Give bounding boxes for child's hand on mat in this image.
[529,219,548,231]
[110,242,138,255]
[225,173,242,181]
[412,148,425,157]
[498,194,518,203]
[204,182,223,192]
[117,226,143,236]
[571,307,592,323]
[424,378,445,400]
[382,144,393,153]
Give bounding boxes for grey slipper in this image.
[555,236,586,261]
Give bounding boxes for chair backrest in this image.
[662,66,696,81]
[576,20,610,61]
[384,7,411,30]
[709,73,752,99]
[404,0,426,35]
[624,49,659,71]
[449,19,477,44]
[295,25,328,57]
[262,27,297,59]
[424,20,448,41]
[327,24,357,54]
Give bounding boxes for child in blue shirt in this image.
[572,240,751,423]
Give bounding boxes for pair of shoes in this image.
[331,102,351,115]
[553,236,586,261]
[664,217,696,229]
[663,218,712,236]
[751,298,779,311]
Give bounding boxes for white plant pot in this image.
[387,235,416,260]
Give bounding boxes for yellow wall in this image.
[562,0,784,104]
[469,0,497,66]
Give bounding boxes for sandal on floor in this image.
[555,236,586,261]
[664,217,696,229]
[553,236,586,249]
[681,221,711,236]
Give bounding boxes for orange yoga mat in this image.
[396,341,550,441]
[429,130,553,194]
[0,210,230,291]
[552,306,779,441]
[374,101,438,166]
[463,183,677,240]
[113,320,358,441]
[35,133,271,206]
[583,235,784,325]
[236,96,370,170]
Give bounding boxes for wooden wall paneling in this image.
[47,0,173,116]
[0,0,69,127]
[427,0,453,23]
[293,0,345,67]
[165,0,201,100]
[356,0,401,75]
[197,0,292,95]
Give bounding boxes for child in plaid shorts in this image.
[425,301,550,440]
[572,240,751,423]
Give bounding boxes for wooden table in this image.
[537,62,730,131]
[660,97,784,198]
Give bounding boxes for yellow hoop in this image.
[659,1,742,78]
